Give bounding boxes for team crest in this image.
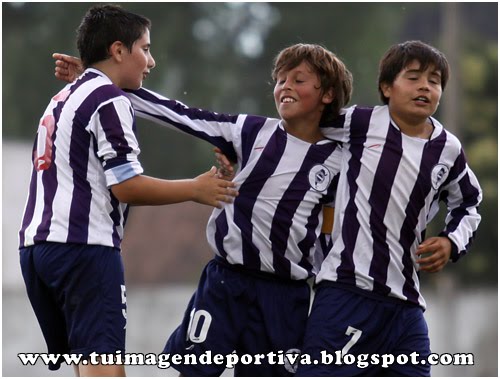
[431,163,450,190]
[308,164,332,192]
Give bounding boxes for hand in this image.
[193,166,238,208]
[416,236,452,273]
[213,147,236,180]
[52,53,84,83]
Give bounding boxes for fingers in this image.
[52,53,78,64]
[214,183,239,208]
[417,251,448,273]
[209,166,217,176]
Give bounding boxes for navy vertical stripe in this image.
[233,127,287,270]
[400,132,447,302]
[272,142,338,277]
[297,201,323,274]
[336,108,373,284]
[18,139,39,245]
[240,116,267,169]
[214,210,229,258]
[109,192,122,248]
[67,116,92,242]
[369,124,403,296]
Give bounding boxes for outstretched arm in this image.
[112,167,238,209]
[52,52,241,163]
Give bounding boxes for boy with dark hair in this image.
[52,42,353,376]
[296,40,482,376]
[19,5,236,376]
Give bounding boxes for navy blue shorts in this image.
[296,284,431,376]
[163,258,311,376]
[20,242,127,370]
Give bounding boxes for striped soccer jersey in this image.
[126,88,341,280]
[19,68,143,249]
[318,105,482,308]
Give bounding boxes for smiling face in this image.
[380,60,442,126]
[119,29,155,90]
[273,61,333,127]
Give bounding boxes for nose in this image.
[148,55,156,70]
[419,78,430,91]
[282,77,293,91]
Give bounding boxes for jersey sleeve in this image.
[125,88,241,163]
[91,97,144,187]
[437,149,482,262]
[319,105,355,143]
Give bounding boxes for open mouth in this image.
[414,96,430,103]
[281,96,296,103]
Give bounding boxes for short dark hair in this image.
[77,4,151,68]
[272,43,353,122]
[377,40,450,104]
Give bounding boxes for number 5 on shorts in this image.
[342,326,362,355]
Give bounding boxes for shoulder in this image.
[77,69,130,104]
[431,116,463,149]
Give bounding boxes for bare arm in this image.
[112,167,237,208]
[321,205,334,234]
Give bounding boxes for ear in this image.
[322,87,335,104]
[380,82,392,99]
[109,41,125,63]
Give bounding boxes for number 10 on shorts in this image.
[186,308,213,343]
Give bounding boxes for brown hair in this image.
[272,43,353,122]
[377,40,450,104]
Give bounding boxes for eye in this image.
[429,77,440,85]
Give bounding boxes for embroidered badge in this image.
[308,164,332,192]
[431,163,450,190]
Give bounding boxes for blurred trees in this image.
[3,2,497,285]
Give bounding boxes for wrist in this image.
[438,232,459,262]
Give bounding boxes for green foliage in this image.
[3,2,497,284]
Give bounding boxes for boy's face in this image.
[273,61,333,125]
[381,60,442,123]
[120,29,155,90]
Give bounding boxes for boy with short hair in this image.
[19,5,236,376]
[53,43,353,376]
[296,40,482,376]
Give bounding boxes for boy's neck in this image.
[283,120,325,144]
[390,113,434,140]
[92,61,120,87]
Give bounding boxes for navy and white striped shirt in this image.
[19,68,143,249]
[318,105,482,308]
[127,88,341,280]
